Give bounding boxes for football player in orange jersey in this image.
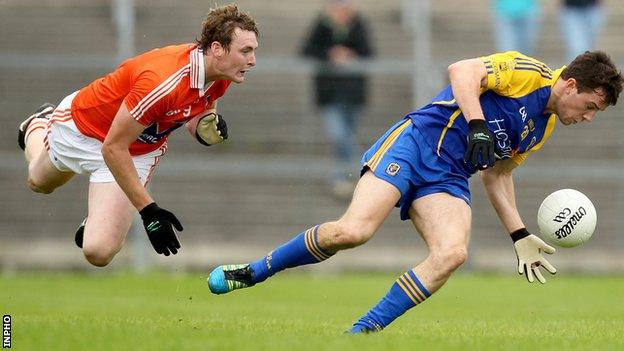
[17,4,258,267]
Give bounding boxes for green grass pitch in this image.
[2,271,623,350]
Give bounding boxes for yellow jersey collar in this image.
[550,66,566,87]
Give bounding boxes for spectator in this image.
[560,0,604,62]
[301,0,374,199]
[491,0,540,55]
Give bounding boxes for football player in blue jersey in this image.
[207,51,623,333]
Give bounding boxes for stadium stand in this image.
[1,0,623,271]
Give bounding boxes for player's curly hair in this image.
[196,4,259,52]
[561,51,624,106]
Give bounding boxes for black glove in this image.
[139,202,183,256]
[464,119,496,170]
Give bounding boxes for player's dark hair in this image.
[196,4,259,52]
[560,51,624,106]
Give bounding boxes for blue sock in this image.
[249,225,333,284]
[350,270,431,333]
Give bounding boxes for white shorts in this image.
[44,91,167,184]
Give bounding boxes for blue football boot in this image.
[208,264,255,294]
[346,319,383,334]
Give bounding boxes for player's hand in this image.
[139,202,183,256]
[511,228,556,284]
[196,113,228,146]
[464,119,496,170]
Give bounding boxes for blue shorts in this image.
[360,118,471,220]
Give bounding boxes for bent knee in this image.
[27,177,55,194]
[430,246,468,273]
[325,221,375,249]
[83,246,119,267]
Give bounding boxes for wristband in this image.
[139,202,158,217]
[510,228,530,242]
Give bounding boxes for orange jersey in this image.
[71,44,231,155]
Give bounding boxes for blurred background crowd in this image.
[1,0,623,272]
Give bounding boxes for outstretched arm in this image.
[481,159,556,283]
[102,102,152,210]
[480,159,524,232]
[102,103,182,256]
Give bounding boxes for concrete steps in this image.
[2,0,624,269]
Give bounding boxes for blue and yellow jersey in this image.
[409,51,563,176]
